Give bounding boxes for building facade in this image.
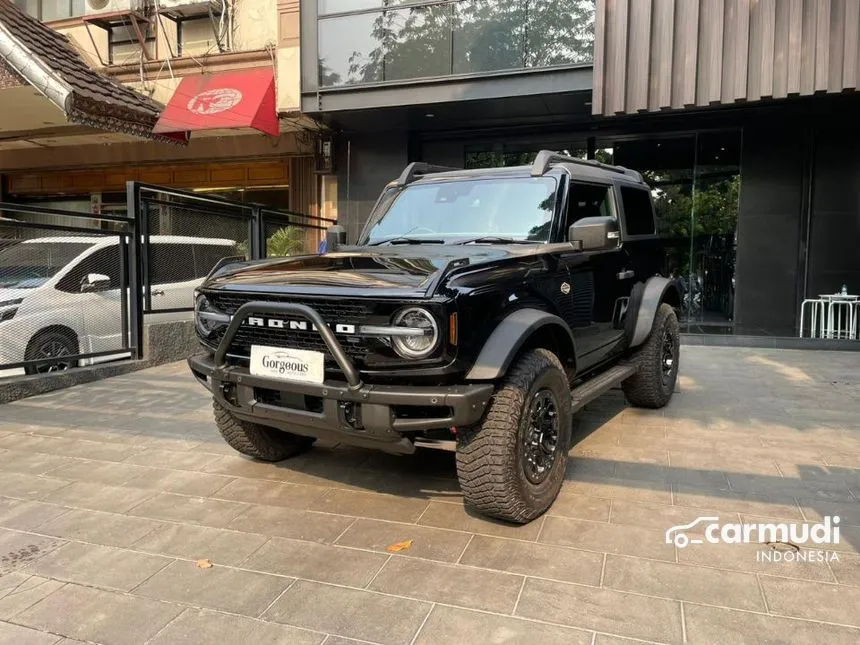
[0,0,332,241]
[299,0,860,341]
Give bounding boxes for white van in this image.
[0,235,237,375]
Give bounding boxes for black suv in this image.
[189,151,681,523]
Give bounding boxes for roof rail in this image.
[395,162,461,186]
[530,150,643,182]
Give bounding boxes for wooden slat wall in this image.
[594,0,860,115]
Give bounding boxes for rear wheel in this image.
[622,303,680,408]
[24,330,79,375]
[213,401,315,461]
[456,348,572,524]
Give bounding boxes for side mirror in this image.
[80,273,111,293]
[325,225,347,253]
[569,216,620,252]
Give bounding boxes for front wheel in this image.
[213,401,315,461]
[455,348,572,524]
[24,330,79,375]
[622,303,680,408]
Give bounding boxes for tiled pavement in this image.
[0,347,858,645]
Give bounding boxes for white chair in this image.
[799,299,826,338]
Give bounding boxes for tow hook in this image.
[338,401,364,430]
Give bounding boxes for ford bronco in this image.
[188,151,681,523]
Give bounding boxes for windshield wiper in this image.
[370,237,445,246]
[457,236,537,245]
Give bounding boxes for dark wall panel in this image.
[336,132,408,243]
[734,126,805,333]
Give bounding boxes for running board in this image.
[570,363,637,413]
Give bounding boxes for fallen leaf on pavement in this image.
[195,559,213,569]
[386,540,413,553]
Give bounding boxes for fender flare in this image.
[465,308,575,381]
[629,276,681,348]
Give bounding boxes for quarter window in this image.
[620,186,656,236]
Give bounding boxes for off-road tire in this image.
[622,303,680,409]
[213,400,315,461]
[456,348,572,524]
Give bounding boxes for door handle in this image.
[151,289,165,297]
[617,270,635,280]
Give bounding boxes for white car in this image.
[0,235,237,376]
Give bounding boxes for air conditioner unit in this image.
[85,0,145,15]
[156,0,221,14]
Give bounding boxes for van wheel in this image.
[24,330,79,375]
[213,401,315,461]
[622,303,680,408]
[456,348,572,524]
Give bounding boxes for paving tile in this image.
[130,523,267,566]
[341,469,461,502]
[602,554,765,611]
[515,577,683,644]
[36,509,163,548]
[313,489,429,523]
[368,556,522,613]
[43,460,150,487]
[335,518,471,563]
[799,499,860,527]
[610,499,738,532]
[830,553,860,586]
[147,608,324,645]
[25,542,171,592]
[15,583,184,645]
[684,602,860,645]
[0,531,66,574]
[413,605,593,645]
[123,468,234,497]
[417,502,544,540]
[593,635,653,645]
[227,504,353,544]
[0,499,69,532]
[547,492,611,521]
[242,537,387,587]
[561,478,672,505]
[0,473,69,501]
[673,485,805,520]
[0,450,75,476]
[459,534,603,586]
[40,482,154,514]
[759,575,860,627]
[135,560,291,617]
[539,516,675,561]
[677,540,836,582]
[125,493,249,527]
[201,456,306,482]
[0,573,65,620]
[726,473,855,502]
[124,449,223,472]
[212,478,329,509]
[0,621,59,645]
[264,580,431,645]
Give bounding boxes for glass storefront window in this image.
[611,132,741,332]
[317,0,595,87]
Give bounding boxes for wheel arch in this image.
[26,324,80,354]
[628,277,681,348]
[465,308,576,381]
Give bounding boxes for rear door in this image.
[149,242,197,313]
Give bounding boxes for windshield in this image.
[0,242,92,289]
[365,176,558,244]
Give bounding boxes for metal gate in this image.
[0,202,140,376]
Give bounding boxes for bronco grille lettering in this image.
[244,316,357,335]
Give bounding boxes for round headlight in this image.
[194,294,229,338]
[391,307,439,359]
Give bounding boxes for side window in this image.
[55,247,121,293]
[566,183,615,232]
[620,186,656,236]
[150,244,196,285]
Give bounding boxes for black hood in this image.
[203,245,527,298]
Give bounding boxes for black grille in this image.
[208,292,376,365]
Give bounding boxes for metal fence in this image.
[0,203,140,377]
[0,182,333,378]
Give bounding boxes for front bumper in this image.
[189,300,493,454]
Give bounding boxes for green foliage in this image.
[232,227,305,259]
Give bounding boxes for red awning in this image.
[153,68,279,137]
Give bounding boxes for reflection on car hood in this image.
[203,245,534,298]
